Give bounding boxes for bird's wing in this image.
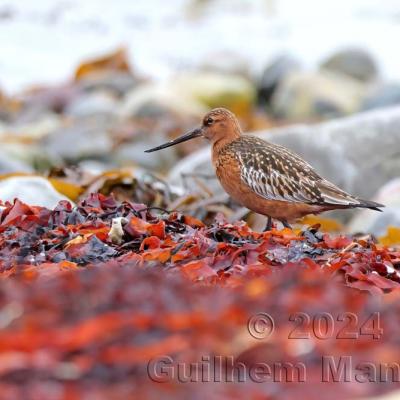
[236,137,360,206]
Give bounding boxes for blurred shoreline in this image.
[1,0,400,94]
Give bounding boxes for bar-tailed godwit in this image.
[145,108,383,230]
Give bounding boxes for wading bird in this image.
[145,108,383,230]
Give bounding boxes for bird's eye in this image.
[205,117,214,126]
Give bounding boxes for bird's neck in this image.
[212,131,241,155]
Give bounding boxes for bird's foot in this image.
[263,218,292,231]
[281,220,292,230]
[263,216,273,232]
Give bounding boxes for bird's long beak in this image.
[144,128,203,153]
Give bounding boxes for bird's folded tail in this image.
[317,180,384,211]
[354,198,385,212]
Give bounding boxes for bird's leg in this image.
[263,216,273,232]
[281,220,292,229]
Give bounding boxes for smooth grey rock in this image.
[271,71,366,119]
[168,106,400,222]
[41,120,113,161]
[321,48,378,82]
[119,83,207,120]
[0,150,33,174]
[0,176,71,208]
[20,85,81,116]
[172,72,256,118]
[79,72,138,96]
[258,54,301,104]
[362,83,400,111]
[65,91,119,118]
[0,112,62,140]
[77,160,115,176]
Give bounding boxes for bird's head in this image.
[144,108,242,153]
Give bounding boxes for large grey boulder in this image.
[169,106,400,220]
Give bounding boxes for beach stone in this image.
[6,110,66,171]
[168,106,400,222]
[258,54,301,104]
[172,72,256,119]
[0,89,20,121]
[362,83,400,111]
[65,90,119,118]
[21,84,81,115]
[78,71,138,96]
[41,120,113,161]
[0,176,71,208]
[0,149,33,174]
[271,71,366,119]
[320,48,378,82]
[0,112,62,140]
[77,160,115,176]
[119,83,207,120]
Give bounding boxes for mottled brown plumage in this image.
[145,108,384,230]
